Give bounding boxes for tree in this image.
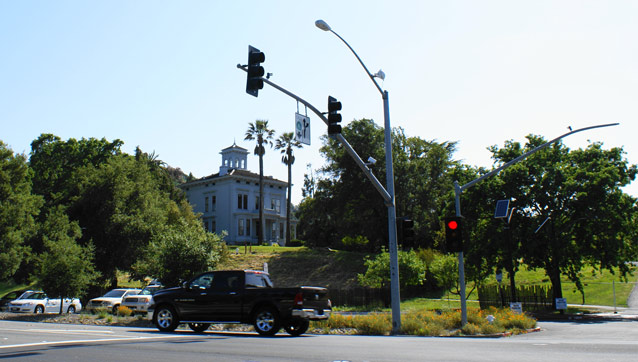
[35,206,99,313]
[485,136,638,302]
[357,249,427,289]
[132,223,226,287]
[275,132,302,244]
[0,141,42,280]
[244,120,275,245]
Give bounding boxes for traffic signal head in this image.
[246,45,265,97]
[327,96,342,135]
[444,216,463,252]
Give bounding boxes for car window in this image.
[18,291,36,300]
[103,290,126,298]
[211,273,241,290]
[2,291,20,300]
[191,273,214,289]
[245,272,273,288]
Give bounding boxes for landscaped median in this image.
[1,306,537,337]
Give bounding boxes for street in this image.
[2,319,638,361]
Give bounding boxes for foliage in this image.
[0,141,42,280]
[341,235,369,250]
[132,223,227,287]
[35,206,99,310]
[357,249,427,288]
[275,132,302,244]
[429,253,458,291]
[298,119,458,252]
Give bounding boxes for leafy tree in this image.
[357,249,427,289]
[0,141,42,280]
[245,120,275,245]
[132,223,227,287]
[35,206,99,313]
[484,136,638,302]
[275,132,302,244]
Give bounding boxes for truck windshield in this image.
[245,272,273,288]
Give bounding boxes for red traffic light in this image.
[447,220,458,230]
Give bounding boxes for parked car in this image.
[7,291,82,314]
[86,288,141,314]
[0,290,34,312]
[121,283,163,314]
[149,270,331,336]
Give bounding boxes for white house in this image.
[180,143,295,245]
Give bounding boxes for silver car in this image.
[121,284,163,314]
[8,291,82,314]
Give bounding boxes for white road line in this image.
[0,335,187,349]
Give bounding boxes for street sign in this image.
[295,113,311,145]
[555,298,567,310]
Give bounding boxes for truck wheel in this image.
[67,305,76,314]
[284,319,309,336]
[188,323,210,333]
[34,305,44,314]
[154,305,179,332]
[253,306,281,336]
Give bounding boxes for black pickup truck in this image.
[148,270,331,336]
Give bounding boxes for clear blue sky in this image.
[2,1,637,204]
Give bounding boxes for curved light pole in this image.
[316,19,401,334]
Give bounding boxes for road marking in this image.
[0,335,188,350]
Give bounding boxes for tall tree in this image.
[35,206,99,313]
[0,141,42,280]
[486,136,638,302]
[275,132,302,244]
[244,120,275,245]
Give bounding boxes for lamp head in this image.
[315,19,331,31]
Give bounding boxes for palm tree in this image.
[275,132,302,245]
[245,120,275,245]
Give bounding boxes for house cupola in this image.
[219,142,249,175]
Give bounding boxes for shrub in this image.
[116,306,133,317]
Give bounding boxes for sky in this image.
[2,1,637,205]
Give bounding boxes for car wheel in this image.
[284,318,309,336]
[67,305,76,314]
[188,323,210,333]
[253,306,280,336]
[34,305,44,314]
[112,305,119,315]
[154,305,179,332]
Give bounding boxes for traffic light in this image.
[444,216,463,252]
[327,96,342,135]
[397,217,415,249]
[246,45,265,97]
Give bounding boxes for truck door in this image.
[202,271,243,321]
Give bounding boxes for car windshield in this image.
[18,291,38,300]
[140,286,161,295]
[103,290,126,298]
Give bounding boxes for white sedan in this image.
[8,291,82,314]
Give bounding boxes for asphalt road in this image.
[2,319,638,361]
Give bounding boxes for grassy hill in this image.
[217,246,370,289]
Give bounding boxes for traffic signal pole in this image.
[453,122,619,326]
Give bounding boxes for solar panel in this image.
[494,199,510,218]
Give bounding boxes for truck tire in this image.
[189,323,210,333]
[284,318,309,336]
[253,306,281,336]
[154,305,179,332]
[67,305,76,314]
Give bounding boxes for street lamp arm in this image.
[326,29,384,97]
[459,122,619,192]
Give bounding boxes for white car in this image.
[121,284,163,314]
[8,291,82,314]
[86,288,140,314]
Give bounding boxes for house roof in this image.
[180,168,288,188]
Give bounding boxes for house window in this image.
[255,196,260,210]
[211,220,216,233]
[271,198,281,213]
[272,223,277,239]
[211,195,216,211]
[238,194,248,210]
[246,219,251,236]
[280,222,284,239]
[238,219,245,236]
[205,197,209,212]
[204,221,209,231]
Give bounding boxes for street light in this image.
[316,19,402,334]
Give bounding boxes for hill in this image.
[217,246,370,289]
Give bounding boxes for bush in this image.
[116,306,133,317]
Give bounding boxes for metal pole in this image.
[454,181,467,325]
[382,91,401,334]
